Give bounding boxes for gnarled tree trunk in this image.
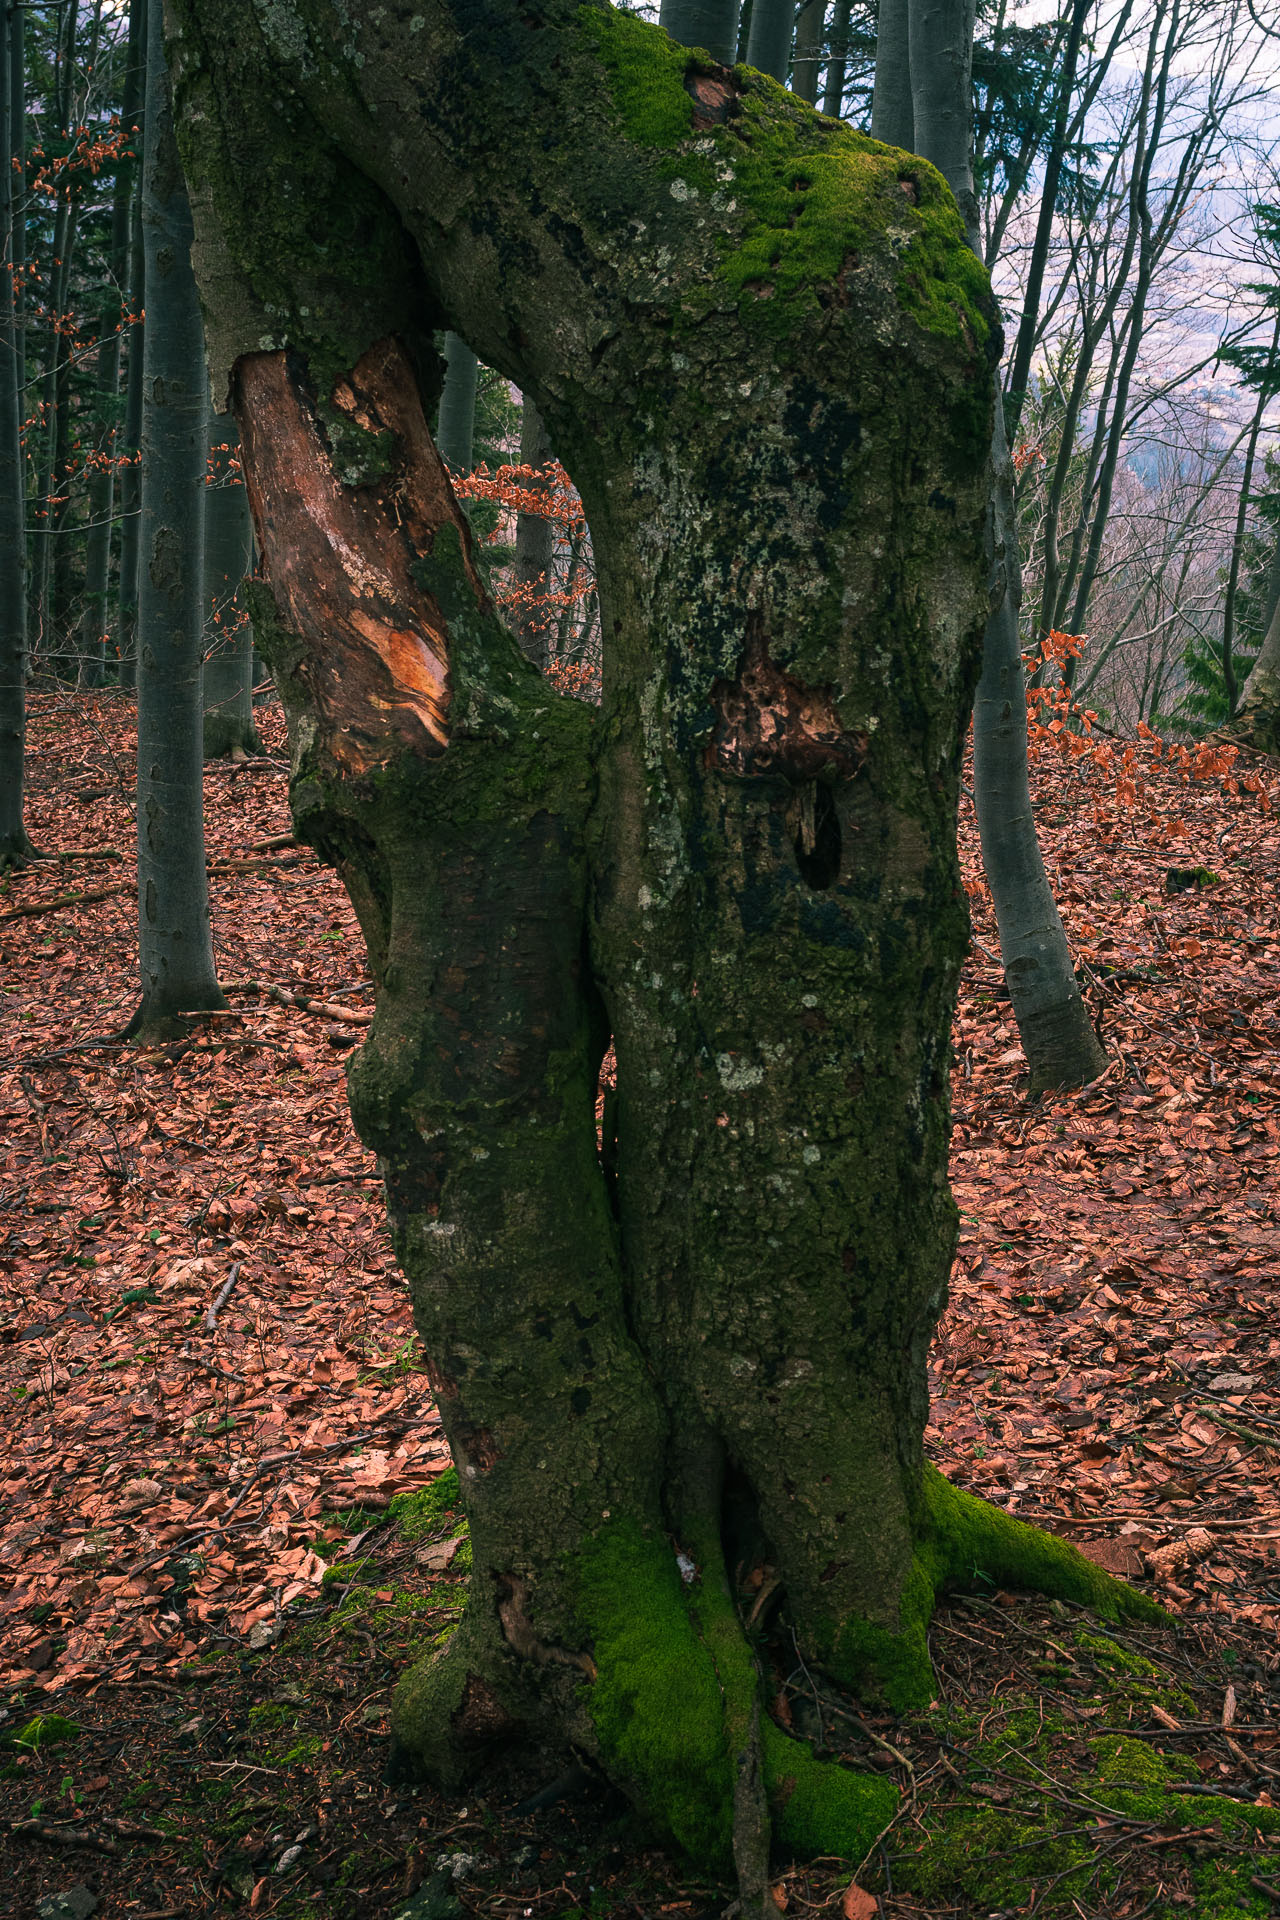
[171,0,1152,1873]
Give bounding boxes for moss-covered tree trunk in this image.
[171,0,1154,1875]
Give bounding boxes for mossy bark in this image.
[171,0,1161,1873]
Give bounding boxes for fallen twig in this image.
[0,879,131,922]
[9,1818,119,1854]
[205,1262,243,1334]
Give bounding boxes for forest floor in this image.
[1,690,1278,1920]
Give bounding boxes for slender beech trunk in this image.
[126,0,222,1038]
[746,0,794,85]
[171,0,1150,1874]
[512,394,555,672]
[79,0,147,687]
[871,0,913,147]
[117,103,146,694]
[821,0,852,115]
[201,411,260,757]
[1218,317,1280,721]
[9,0,24,395]
[791,0,826,103]
[435,333,478,472]
[660,0,740,62]
[910,0,1105,1093]
[0,0,37,866]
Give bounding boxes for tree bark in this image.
[791,0,827,104]
[821,0,853,116]
[1229,589,1280,756]
[745,0,795,85]
[903,0,1105,1092]
[126,0,223,1038]
[171,0,1153,1867]
[0,0,37,867]
[202,411,260,758]
[870,0,912,148]
[435,333,478,472]
[660,0,741,66]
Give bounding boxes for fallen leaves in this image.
[2,689,1278,1698]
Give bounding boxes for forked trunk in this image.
[174,0,1154,1869]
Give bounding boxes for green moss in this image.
[580,6,992,352]
[1075,1631,1161,1678]
[11,1714,79,1752]
[577,1518,894,1868]
[1185,1859,1280,1918]
[247,1702,297,1730]
[389,1467,467,1542]
[821,1470,1166,1716]
[577,7,694,147]
[576,1519,735,1867]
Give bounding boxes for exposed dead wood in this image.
[237,340,487,772]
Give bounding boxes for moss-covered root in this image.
[578,1519,895,1871]
[827,1466,1171,1716]
[390,1602,529,1791]
[921,1468,1170,1623]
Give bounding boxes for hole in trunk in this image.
[794,783,841,890]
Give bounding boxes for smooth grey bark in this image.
[126,0,222,1036]
[659,0,740,64]
[435,332,478,471]
[117,97,146,694]
[908,0,1104,1091]
[513,393,554,672]
[0,0,36,866]
[201,411,260,757]
[870,0,912,147]
[791,0,826,102]
[821,0,852,114]
[79,0,147,687]
[745,0,794,85]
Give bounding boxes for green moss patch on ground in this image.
[3,1496,1279,1916]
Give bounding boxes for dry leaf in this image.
[842,1883,879,1919]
